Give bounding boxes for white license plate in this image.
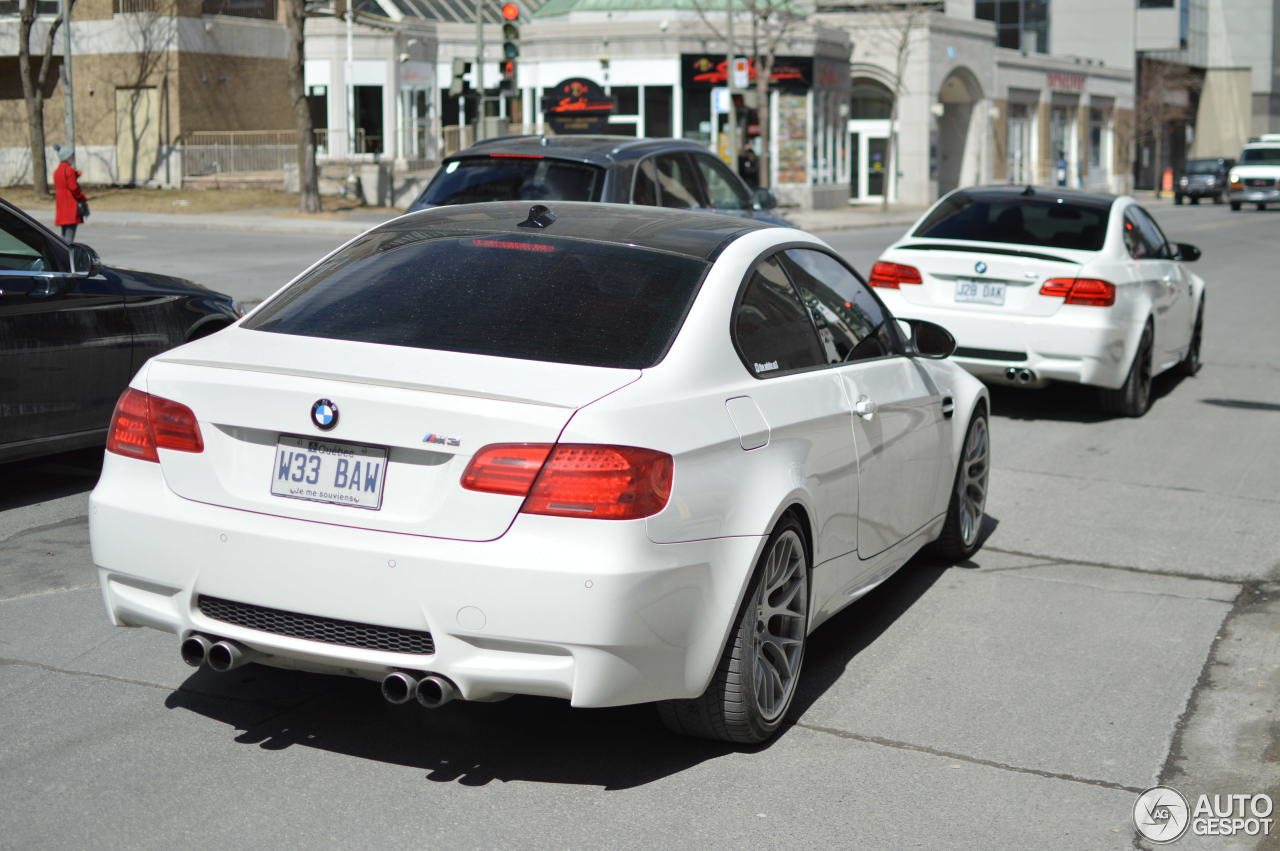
[955,279,1006,305]
[271,435,388,510]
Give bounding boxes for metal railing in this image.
[182,130,297,177]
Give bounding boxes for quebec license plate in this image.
[270,435,388,510]
[955,279,1006,306]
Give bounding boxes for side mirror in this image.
[898,317,956,359]
[752,187,778,211]
[1174,242,1200,262]
[69,243,102,277]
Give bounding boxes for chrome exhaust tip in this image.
[180,634,212,668]
[1005,367,1018,381]
[206,639,255,673]
[380,671,420,705]
[1016,368,1037,385]
[415,675,459,709]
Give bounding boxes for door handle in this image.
[941,396,955,419]
[855,395,878,420]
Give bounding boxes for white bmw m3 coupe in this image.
[870,186,1206,416]
[90,201,989,744]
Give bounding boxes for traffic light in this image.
[499,3,520,91]
[449,57,471,97]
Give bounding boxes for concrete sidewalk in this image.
[26,202,927,238]
[24,189,1174,238]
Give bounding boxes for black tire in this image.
[1230,201,1242,211]
[1100,324,1154,417]
[1176,299,1204,377]
[1190,196,1200,205]
[1174,194,1183,205]
[1259,203,1268,211]
[657,515,810,744]
[928,405,990,562]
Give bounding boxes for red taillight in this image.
[461,444,553,495]
[461,443,673,520]
[1040,277,1116,307]
[106,388,204,462]
[868,261,922,289]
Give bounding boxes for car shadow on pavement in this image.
[163,515,999,789]
[0,447,104,512]
[987,371,1186,423]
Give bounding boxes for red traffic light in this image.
[501,2,519,19]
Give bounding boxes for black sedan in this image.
[0,197,239,463]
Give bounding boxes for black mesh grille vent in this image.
[198,595,435,655]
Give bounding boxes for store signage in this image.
[682,54,812,91]
[541,77,615,134]
[1047,72,1086,91]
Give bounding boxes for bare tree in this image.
[1134,57,1199,198]
[115,3,175,185]
[17,0,71,197]
[285,0,320,212]
[692,0,808,188]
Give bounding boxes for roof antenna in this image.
[1020,185,1035,196]
[519,204,557,229]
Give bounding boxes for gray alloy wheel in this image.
[929,406,990,561]
[657,516,809,744]
[1100,324,1153,417]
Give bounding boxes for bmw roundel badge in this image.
[311,399,338,431]
[975,261,988,274]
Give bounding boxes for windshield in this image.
[417,157,605,206]
[913,192,1111,251]
[1241,147,1280,164]
[243,231,708,369]
[1184,159,1220,175]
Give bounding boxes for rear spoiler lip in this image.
[895,242,1083,265]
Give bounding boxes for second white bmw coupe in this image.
[870,186,1205,416]
[90,202,989,744]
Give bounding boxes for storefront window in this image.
[1089,107,1106,169]
[850,82,893,119]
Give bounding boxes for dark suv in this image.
[1175,157,1235,205]
[407,135,789,225]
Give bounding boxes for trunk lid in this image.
[143,327,638,541]
[885,241,1092,318]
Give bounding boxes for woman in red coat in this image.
[53,145,88,243]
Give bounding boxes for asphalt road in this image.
[1,202,1277,849]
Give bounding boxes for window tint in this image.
[781,249,895,363]
[654,153,705,209]
[420,157,604,206]
[914,192,1110,251]
[0,211,52,272]
[632,157,658,207]
[734,256,825,376]
[693,153,750,211]
[1241,147,1280,164]
[244,232,708,370]
[1124,207,1170,259]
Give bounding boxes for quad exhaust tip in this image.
[180,634,212,668]
[1004,367,1037,385]
[381,671,460,709]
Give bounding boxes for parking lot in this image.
[1,201,1277,848]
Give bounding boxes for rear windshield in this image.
[913,192,1110,251]
[243,231,708,369]
[1241,147,1280,164]
[418,157,605,206]
[1184,159,1221,174]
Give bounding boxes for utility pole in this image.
[345,2,354,156]
[62,0,73,150]
[725,0,736,165]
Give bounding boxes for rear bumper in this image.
[90,452,761,708]
[887,303,1141,389]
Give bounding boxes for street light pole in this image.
[62,0,74,151]
[725,0,736,166]
[475,0,485,139]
